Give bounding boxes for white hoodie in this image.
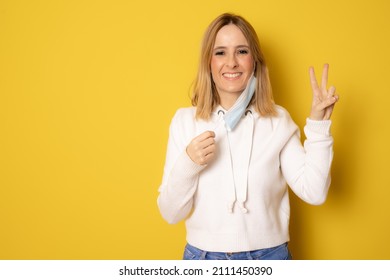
[158,105,333,252]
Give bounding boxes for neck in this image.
[219,93,241,110]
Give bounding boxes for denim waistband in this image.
[183,242,291,260]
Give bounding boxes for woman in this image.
[157,13,339,260]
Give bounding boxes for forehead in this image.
[214,24,249,47]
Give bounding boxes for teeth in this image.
[223,73,241,78]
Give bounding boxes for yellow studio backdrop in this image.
[0,0,389,259]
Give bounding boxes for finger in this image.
[324,108,332,120]
[328,85,336,97]
[201,137,215,149]
[200,141,217,165]
[203,144,215,156]
[194,130,215,142]
[321,63,329,90]
[324,103,335,120]
[203,152,215,164]
[198,147,215,165]
[309,66,319,92]
[320,95,338,109]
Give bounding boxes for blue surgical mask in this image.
[223,75,257,131]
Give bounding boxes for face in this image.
[210,24,254,106]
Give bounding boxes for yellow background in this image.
[1,0,389,259]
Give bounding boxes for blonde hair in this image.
[192,13,277,120]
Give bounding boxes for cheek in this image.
[210,57,222,74]
[240,56,255,70]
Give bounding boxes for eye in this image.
[214,50,225,56]
[238,49,249,55]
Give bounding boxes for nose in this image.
[226,53,238,68]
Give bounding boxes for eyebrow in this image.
[213,45,250,49]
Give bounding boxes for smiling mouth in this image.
[223,72,242,78]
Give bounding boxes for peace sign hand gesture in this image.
[309,64,339,120]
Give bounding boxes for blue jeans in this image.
[183,242,292,260]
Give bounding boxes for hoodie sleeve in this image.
[280,116,334,205]
[157,109,206,224]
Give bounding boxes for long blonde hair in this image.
[192,13,277,120]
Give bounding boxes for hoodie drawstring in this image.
[218,109,254,214]
[236,110,254,213]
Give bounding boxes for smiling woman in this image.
[157,13,339,260]
[210,24,254,109]
[190,13,276,121]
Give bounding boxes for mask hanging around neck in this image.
[223,74,257,131]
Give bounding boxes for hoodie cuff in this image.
[305,118,332,136]
[170,150,206,180]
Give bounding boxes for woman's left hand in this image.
[309,64,339,120]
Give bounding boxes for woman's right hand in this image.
[186,131,216,165]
